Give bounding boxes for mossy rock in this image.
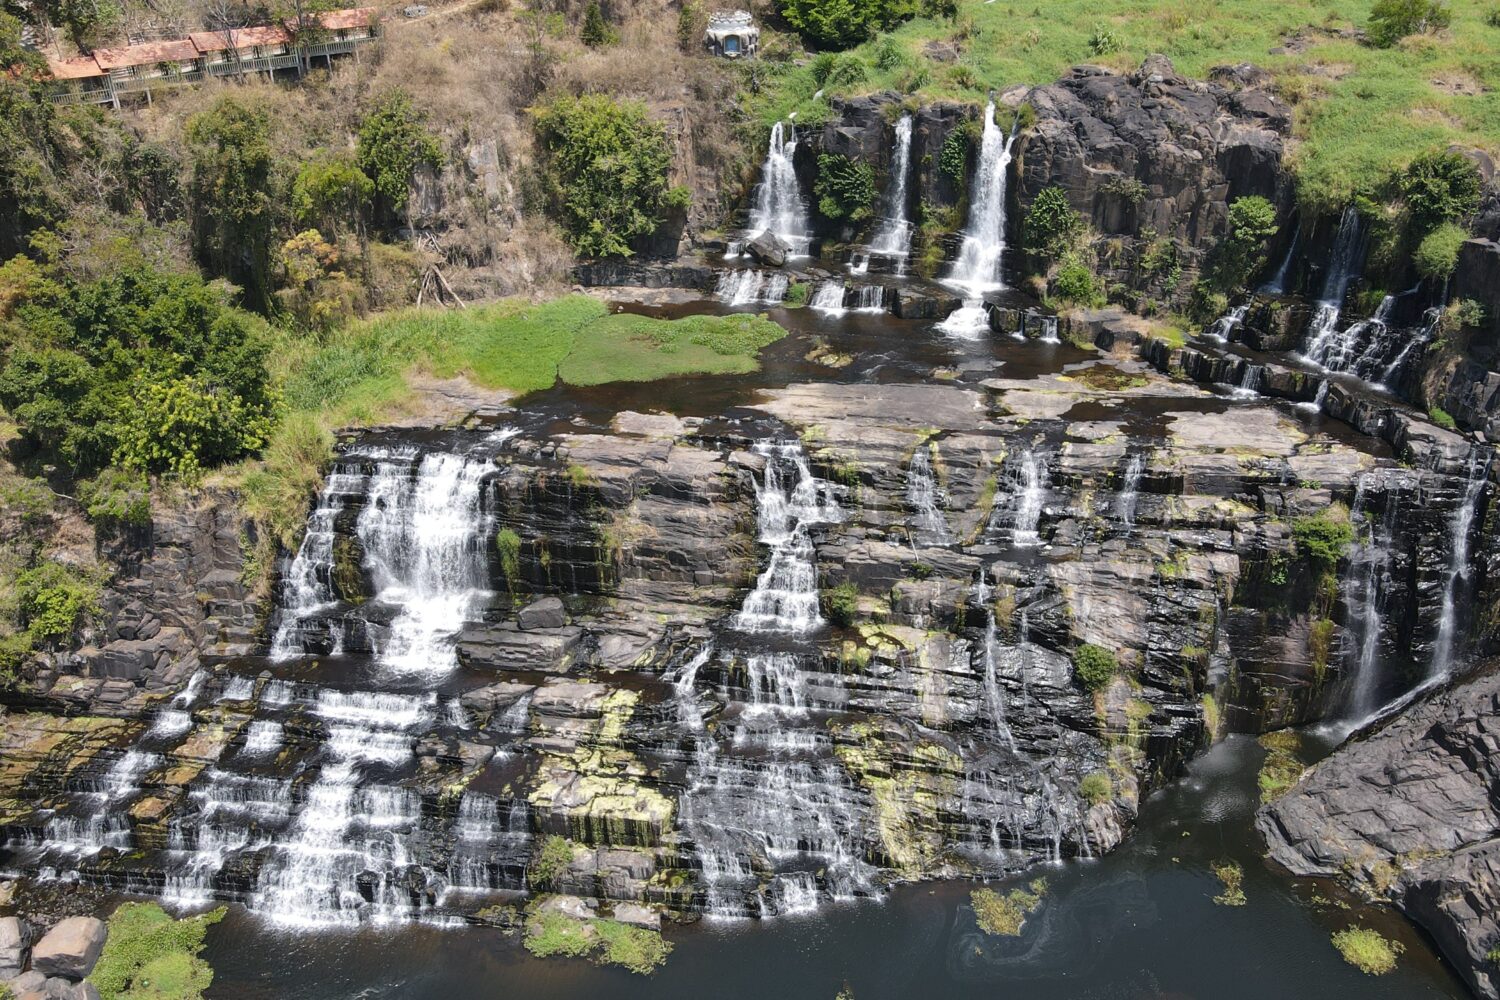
[331,534,369,605]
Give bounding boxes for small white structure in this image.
[704,9,757,58]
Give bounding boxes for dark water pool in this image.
[201,735,1465,1000]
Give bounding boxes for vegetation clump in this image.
[1291,509,1354,572]
[1366,0,1451,48]
[1072,643,1118,692]
[1257,729,1305,803]
[524,907,672,974]
[530,835,575,886]
[92,902,226,1000]
[1331,926,1404,975]
[532,95,685,258]
[356,90,444,218]
[972,879,1047,936]
[822,580,860,627]
[1211,860,1247,906]
[814,153,877,223]
[1078,771,1112,805]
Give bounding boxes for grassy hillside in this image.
[748,0,1500,208]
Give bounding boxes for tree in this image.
[276,229,361,331]
[580,0,614,46]
[780,0,952,49]
[185,97,276,311]
[1366,0,1450,47]
[356,91,444,219]
[292,154,374,236]
[0,14,66,257]
[531,94,679,258]
[1212,195,1279,290]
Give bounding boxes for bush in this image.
[532,95,676,258]
[531,834,574,886]
[91,902,226,1000]
[580,0,616,45]
[1414,222,1469,278]
[1452,299,1487,329]
[781,0,950,49]
[78,469,151,528]
[822,580,859,627]
[1291,511,1354,570]
[496,528,523,584]
[1078,771,1111,805]
[357,91,443,217]
[939,122,975,184]
[1073,643,1117,691]
[1367,0,1450,47]
[1331,926,1404,975]
[291,154,374,236]
[523,910,672,974]
[1022,187,1084,261]
[16,563,99,643]
[814,153,876,222]
[1088,22,1121,55]
[1400,150,1482,229]
[810,52,868,88]
[1052,254,1101,305]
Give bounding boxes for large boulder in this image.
[518,596,567,631]
[744,230,789,267]
[1258,665,1500,999]
[29,917,106,981]
[0,917,28,979]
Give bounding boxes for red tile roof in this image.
[188,25,291,52]
[316,7,377,30]
[91,39,199,70]
[47,56,107,80]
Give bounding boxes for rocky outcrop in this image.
[1257,665,1500,999]
[1015,57,1291,305]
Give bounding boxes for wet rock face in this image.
[1258,666,1500,1000]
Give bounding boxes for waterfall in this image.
[869,113,914,260]
[1432,450,1489,680]
[1345,480,1399,720]
[993,452,1047,547]
[1115,452,1145,527]
[1307,294,1404,382]
[669,644,713,730]
[907,445,954,546]
[1260,218,1301,295]
[1206,304,1248,343]
[1380,306,1442,390]
[810,281,847,315]
[938,102,1018,338]
[241,720,283,756]
[747,121,810,254]
[1235,361,1264,398]
[715,269,790,306]
[735,441,843,634]
[973,569,1017,751]
[849,285,885,312]
[1300,207,1366,368]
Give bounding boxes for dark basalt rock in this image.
[744,230,789,267]
[1258,665,1500,999]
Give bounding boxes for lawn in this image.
[747,0,1500,208]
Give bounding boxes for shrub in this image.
[496,528,523,583]
[356,91,443,217]
[810,52,868,88]
[523,910,672,974]
[1023,187,1084,261]
[1291,511,1354,570]
[939,122,975,184]
[185,97,275,309]
[781,0,950,48]
[1078,771,1111,805]
[1452,299,1487,329]
[114,373,274,479]
[1088,21,1121,55]
[91,902,226,1000]
[1073,643,1117,691]
[1331,926,1404,975]
[78,469,151,528]
[532,95,676,258]
[1052,253,1101,305]
[1366,0,1451,47]
[873,35,908,71]
[1414,222,1469,278]
[814,153,876,223]
[16,562,99,644]
[531,834,574,886]
[676,1,704,49]
[1257,730,1305,802]
[291,154,374,236]
[1400,150,1482,229]
[822,580,859,627]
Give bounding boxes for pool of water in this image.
[200,735,1464,999]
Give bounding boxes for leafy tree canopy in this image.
[356,90,443,216]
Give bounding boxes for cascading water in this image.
[1260,218,1301,295]
[972,569,1017,752]
[907,445,954,546]
[735,441,843,633]
[992,452,1048,547]
[1300,207,1367,369]
[1206,304,1248,343]
[1344,479,1400,720]
[1307,294,1406,383]
[1115,453,1145,527]
[747,121,810,255]
[1380,305,1442,391]
[869,113,914,262]
[715,269,790,307]
[810,281,847,315]
[1432,450,1490,680]
[938,102,1018,338]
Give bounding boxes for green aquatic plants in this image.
[91,902,226,1000]
[1331,926,1404,975]
[1072,643,1118,692]
[523,907,673,974]
[972,879,1048,936]
[1257,729,1305,803]
[1211,860,1247,906]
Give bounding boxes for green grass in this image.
[232,296,787,546]
[748,0,1500,208]
[1331,926,1404,974]
[91,902,226,1000]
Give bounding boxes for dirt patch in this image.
[376,373,514,429]
[1431,72,1486,96]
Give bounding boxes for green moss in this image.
[1257,730,1305,803]
[592,917,672,975]
[1211,860,1247,906]
[1078,771,1112,805]
[1331,926,1404,975]
[1429,406,1458,430]
[972,879,1047,936]
[524,909,595,960]
[496,528,522,585]
[92,902,226,1000]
